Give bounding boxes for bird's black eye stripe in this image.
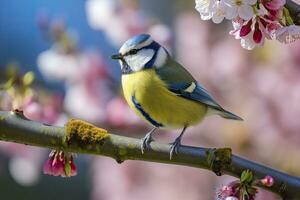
[128,49,138,55]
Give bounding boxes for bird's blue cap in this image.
[119,34,152,53]
[124,34,150,47]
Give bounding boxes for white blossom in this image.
[225,197,239,200]
[275,25,300,44]
[195,0,214,20]
[85,0,117,30]
[37,48,84,82]
[195,0,232,23]
[212,1,229,23]
[224,0,257,20]
[240,32,257,50]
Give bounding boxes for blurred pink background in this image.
[1,0,299,199]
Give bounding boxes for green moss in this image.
[0,116,5,121]
[50,139,57,145]
[128,143,136,149]
[64,119,110,148]
[206,148,232,176]
[118,146,127,156]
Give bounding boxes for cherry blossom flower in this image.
[275,25,300,43]
[230,18,259,50]
[225,197,239,200]
[195,0,214,20]
[224,0,257,20]
[230,12,282,50]
[43,150,77,177]
[85,0,149,45]
[23,101,43,121]
[217,181,240,200]
[260,175,274,187]
[195,0,300,48]
[262,0,286,11]
[217,171,258,200]
[212,1,231,23]
[195,0,233,23]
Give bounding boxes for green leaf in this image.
[240,170,253,184]
[23,72,35,86]
[0,78,14,90]
[283,7,294,26]
[64,162,71,177]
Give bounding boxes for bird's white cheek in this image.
[119,60,124,69]
[124,49,154,72]
[154,47,167,68]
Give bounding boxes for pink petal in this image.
[253,25,263,43]
[52,160,65,176]
[264,0,286,10]
[240,20,252,37]
[261,175,274,187]
[267,9,282,20]
[70,162,77,176]
[43,159,53,175]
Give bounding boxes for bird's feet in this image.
[169,137,182,160]
[141,130,155,154]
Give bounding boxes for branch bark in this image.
[0,110,299,199]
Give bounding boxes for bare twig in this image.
[0,110,299,199]
[286,0,300,25]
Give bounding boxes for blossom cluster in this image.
[217,171,274,200]
[195,0,300,49]
[43,150,77,177]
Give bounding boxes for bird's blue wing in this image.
[168,82,223,110]
[155,58,242,120]
[155,57,222,110]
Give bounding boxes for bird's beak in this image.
[111,53,123,60]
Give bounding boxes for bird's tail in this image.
[218,109,243,120]
[207,108,243,121]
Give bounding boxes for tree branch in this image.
[0,110,299,199]
[286,0,300,25]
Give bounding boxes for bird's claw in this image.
[169,137,182,160]
[141,133,154,154]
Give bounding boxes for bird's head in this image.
[111,34,168,74]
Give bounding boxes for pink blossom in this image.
[44,157,65,176]
[253,21,263,43]
[231,15,282,49]
[260,175,274,187]
[23,101,43,121]
[266,8,283,21]
[43,150,77,177]
[217,179,257,200]
[262,0,286,11]
[240,19,252,37]
[217,181,240,199]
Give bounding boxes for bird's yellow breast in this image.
[122,69,207,128]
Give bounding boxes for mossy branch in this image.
[0,111,300,199]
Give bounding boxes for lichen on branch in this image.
[64,119,110,147]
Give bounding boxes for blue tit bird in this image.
[111,34,242,159]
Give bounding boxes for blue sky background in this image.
[0,0,116,76]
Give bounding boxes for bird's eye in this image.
[129,49,138,55]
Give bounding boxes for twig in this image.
[0,110,299,199]
[286,0,300,25]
